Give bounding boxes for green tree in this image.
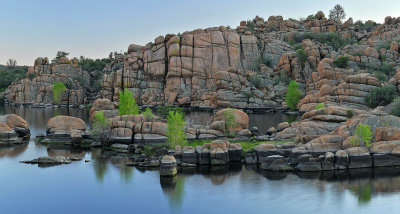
[285,80,301,111]
[118,89,139,115]
[365,85,397,108]
[350,124,372,147]
[333,56,349,68]
[51,51,69,64]
[52,82,67,104]
[143,107,154,120]
[167,111,187,149]
[329,4,346,23]
[91,111,109,142]
[223,108,238,137]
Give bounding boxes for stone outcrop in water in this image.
[4,57,94,107]
[0,114,30,145]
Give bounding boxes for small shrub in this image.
[380,63,395,76]
[223,108,238,137]
[91,111,108,140]
[157,105,183,118]
[250,74,263,88]
[314,103,326,109]
[285,80,301,111]
[167,111,187,149]
[373,71,387,81]
[143,107,154,120]
[347,109,354,118]
[296,48,307,70]
[246,20,255,34]
[350,124,372,147]
[27,72,36,80]
[253,56,272,71]
[365,85,397,108]
[52,82,67,104]
[118,89,139,115]
[389,99,400,117]
[333,56,349,68]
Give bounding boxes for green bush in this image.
[350,124,372,147]
[157,105,183,118]
[250,74,263,88]
[314,103,326,109]
[293,32,356,50]
[285,80,301,111]
[223,108,238,137]
[296,48,307,70]
[373,71,387,81]
[118,89,139,115]
[167,111,187,149]
[389,99,400,117]
[91,111,108,140]
[0,66,28,89]
[27,72,36,80]
[367,63,395,76]
[365,85,397,108]
[52,82,67,104]
[333,56,349,68]
[253,56,272,71]
[347,109,355,118]
[246,20,255,34]
[143,107,154,120]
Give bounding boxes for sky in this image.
[1,0,399,66]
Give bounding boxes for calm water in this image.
[1,105,400,214]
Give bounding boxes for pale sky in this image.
[1,0,399,66]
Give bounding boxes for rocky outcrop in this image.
[0,114,30,144]
[41,116,91,145]
[5,57,93,106]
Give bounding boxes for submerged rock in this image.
[21,156,72,165]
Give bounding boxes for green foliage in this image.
[373,71,387,81]
[51,51,69,64]
[306,14,315,20]
[329,4,346,22]
[333,56,349,68]
[253,56,272,71]
[285,80,301,111]
[294,32,356,51]
[350,124,372,147]
[365,85,397,108]
[314,103,326,109]
[347,109,355,118]
[246,20,255,34]
[167,111,187,149]
[273,72,291,85]
[223,108,238,137]
[91,111,108,139]
[143,107,154,120]
[389,99,400,117]
[52,82,67,104]
[72,74,90,88]
[250,74,263,88]
[0,66,28,89]
[367,63,395,76]
[355,20,377,32]
[118,89,139,115]
[348,51,364,56]
[157,105,183,118]
[79,56,111,72]
[296,48,306,70]
[27,72,36,80]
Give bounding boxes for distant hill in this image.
[0,65,5,70]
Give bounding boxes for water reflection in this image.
[0,144,28,158]
[161,175,185,211]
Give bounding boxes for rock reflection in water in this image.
[0,144,28,158]
[160,175,185,211]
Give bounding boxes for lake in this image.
[1,105,400,214]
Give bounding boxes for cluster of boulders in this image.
[0,114,30,145]
[40,115,97,146]
[4,57,91,107]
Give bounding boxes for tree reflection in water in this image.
[91,148,108,182]
[160,175,185,211]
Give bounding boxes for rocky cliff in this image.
[5,12,400,109]
[97,12,400,110]
[4,57,94,106]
